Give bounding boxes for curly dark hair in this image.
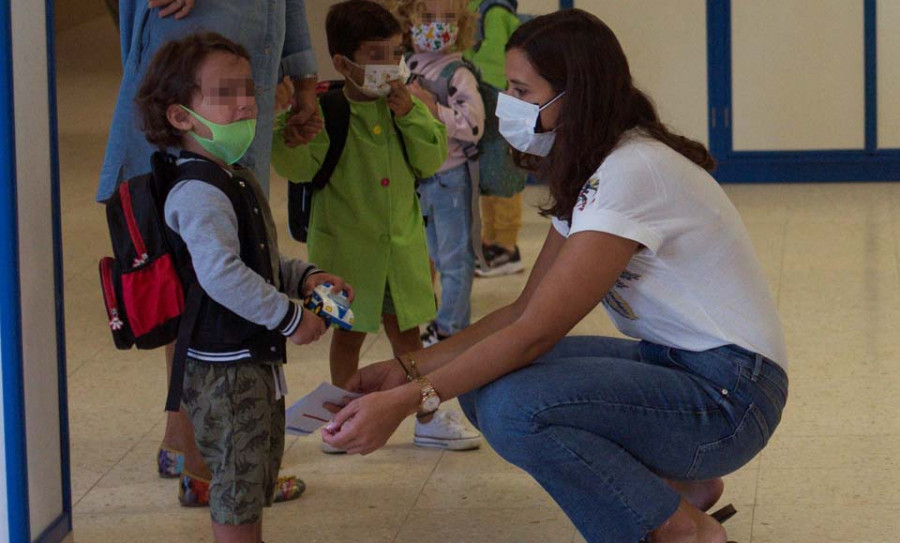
[135,32,250,148]
[507,10,716,222]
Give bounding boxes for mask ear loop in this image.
[535,91,566,132]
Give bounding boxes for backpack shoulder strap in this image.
[424,59,479,108]
[312,88,351,189]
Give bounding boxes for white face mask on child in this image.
[345,57,411,98]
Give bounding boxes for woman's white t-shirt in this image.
[552,131,788,368]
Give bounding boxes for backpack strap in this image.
[312,88,352,189]
[164,282,203,412]
[474,0,518,52]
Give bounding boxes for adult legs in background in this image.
[459,336,786,542]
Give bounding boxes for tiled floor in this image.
[58,16,900,543]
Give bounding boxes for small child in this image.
[136,32,348,542]
[272,0,480,451]
[465,0,528,276]
[387,0,484,347]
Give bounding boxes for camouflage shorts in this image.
[182,359,286,525]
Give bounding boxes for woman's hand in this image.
[148,0,195,19]
[275,76,294,113]
[322,385,419,455]
[350,358,411,394]
[283,113,324,147]
[303,272,354,302]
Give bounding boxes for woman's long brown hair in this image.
[507,9,715,222]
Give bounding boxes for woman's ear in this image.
[166,104,193,133]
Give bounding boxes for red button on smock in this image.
[381,178,390,187]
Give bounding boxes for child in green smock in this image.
[274,1,482,451]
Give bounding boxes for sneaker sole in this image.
[413,435,482,451]
[474,261,525,278]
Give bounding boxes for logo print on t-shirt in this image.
[603,269,641,320]
[576,176,599,211]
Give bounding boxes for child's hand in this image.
[303,273,354,302]
[275,76,295,113]
[408,80,438,116]
[387,80,414,117]
[289,307,327,345]
[283,113,324,147]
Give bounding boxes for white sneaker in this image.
[414,409,481,451]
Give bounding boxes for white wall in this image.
[11,0,65,538]
[879,0,900,149]
[732,0,864,151]
[573,0,709,146]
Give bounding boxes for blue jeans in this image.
[418,164,475,335]
[459,336,788,543]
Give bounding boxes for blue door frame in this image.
[708,0,900,182]
[1,1,71,542]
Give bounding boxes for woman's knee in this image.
[465,379,545,463]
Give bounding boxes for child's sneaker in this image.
[321,441,346,454]
[419,321,449,348]
[178,471,211,507]
[475,245,524,277]
[272,475,306,502]
[414,409,481,451]
[157,445,184,478]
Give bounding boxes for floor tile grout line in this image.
[390,450,445,543]
[72,412,169,510]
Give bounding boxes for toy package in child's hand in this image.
[304,282,355,330]
[285,381,362,436]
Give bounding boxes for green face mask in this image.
[179,105,256,165]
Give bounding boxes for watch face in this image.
[422,395,441,412]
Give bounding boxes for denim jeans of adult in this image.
[459,336,789,543]
[418,163,475,335]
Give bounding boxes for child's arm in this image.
[390,90,449,180]
[434,68,485,145]
[271,105,331,182]
[165,181,306,337]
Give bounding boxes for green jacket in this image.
[464,0,522,90]
[271,93,447,333]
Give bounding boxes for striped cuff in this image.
[298,267,326,297]
[278,302,302,336]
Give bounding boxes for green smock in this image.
[271,93,448,333]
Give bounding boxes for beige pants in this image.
[480,192,523,250]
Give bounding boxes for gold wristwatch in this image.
[416,377,441,416]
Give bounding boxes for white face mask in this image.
[345,57,411,98]
[496,91,566,157]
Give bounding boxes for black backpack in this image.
[287,82,409,243]
[99,151,187,351]
[99,152,230,411]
